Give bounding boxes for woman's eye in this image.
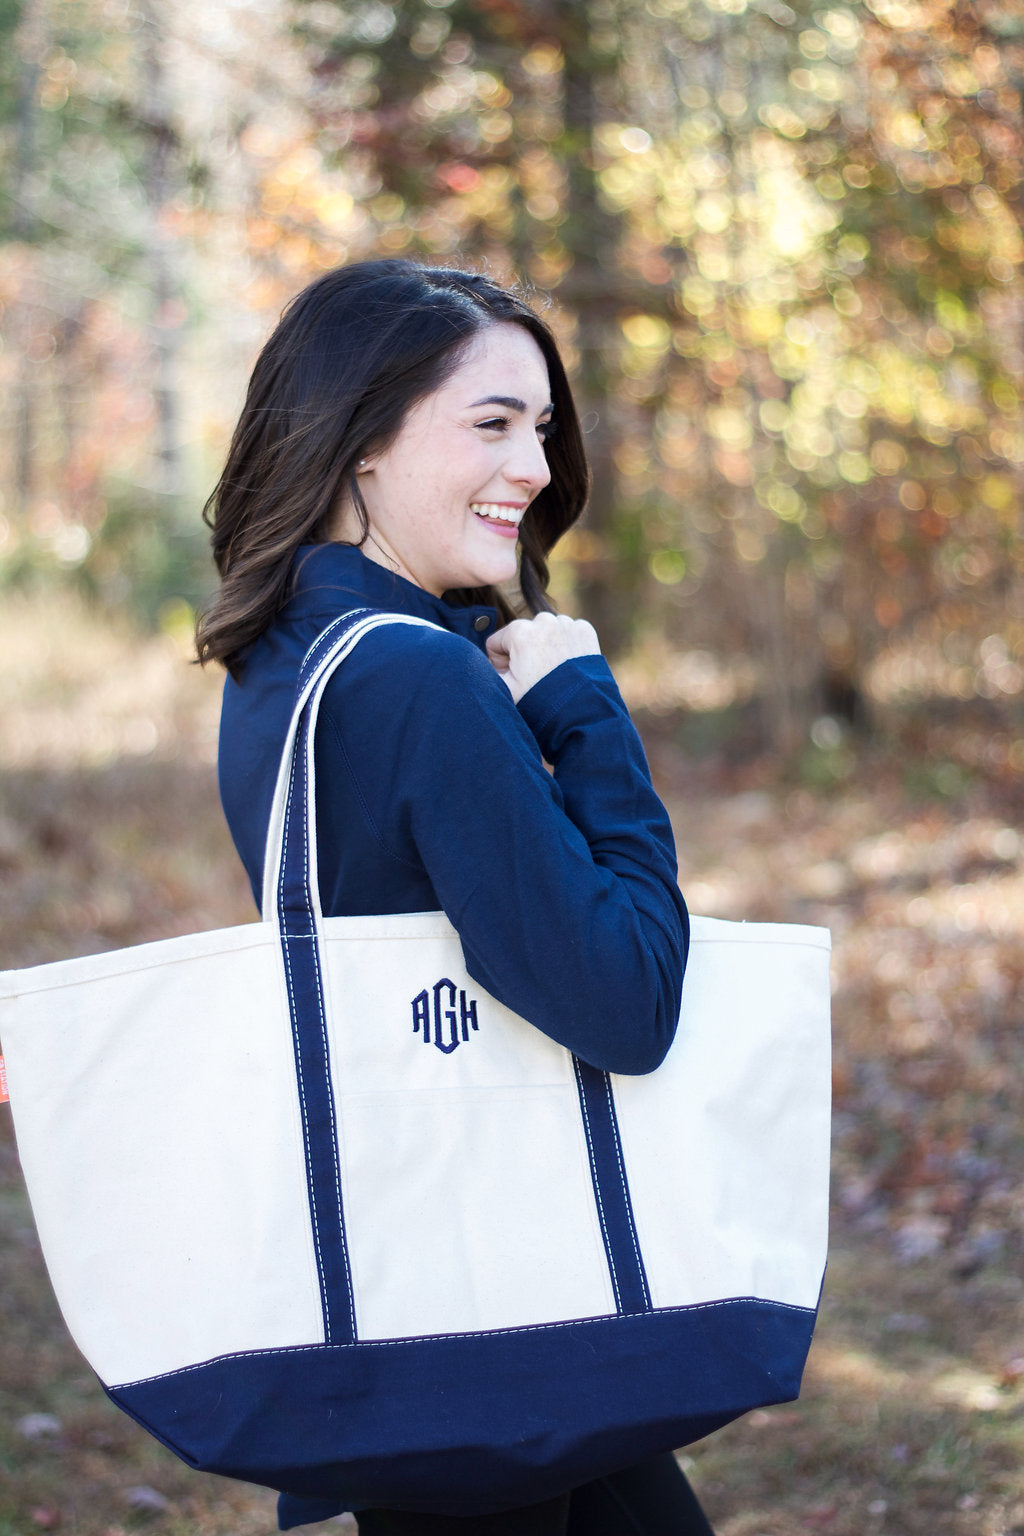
[474,416,555,438]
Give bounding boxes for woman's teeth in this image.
[471,503,523,525]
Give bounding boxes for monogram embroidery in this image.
[412,979,479,1054]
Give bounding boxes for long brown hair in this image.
[195,260,591,676]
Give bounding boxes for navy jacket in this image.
[219,543,688,1079]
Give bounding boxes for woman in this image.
[198,260,714,1536]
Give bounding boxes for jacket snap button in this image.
[473,615,491,632]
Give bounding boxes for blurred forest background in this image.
[1,1,1024,1534]
[2,0,1024,755]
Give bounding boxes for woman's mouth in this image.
[471,503,524,535]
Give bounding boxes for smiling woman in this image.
[195,261,708,1536]
[195,261,589,675]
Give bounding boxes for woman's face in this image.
[341,322,554,597]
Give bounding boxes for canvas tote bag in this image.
[0,609,832,1516]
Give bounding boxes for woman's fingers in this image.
[486,613,601,703]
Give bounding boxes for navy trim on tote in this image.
[296,610,373,698]
[572,1058,651,1315]
[277,716,353,1344]
[110,1297,816,1517]
[275,612,376,1345]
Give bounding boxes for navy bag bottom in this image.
[109,1300,815,1517]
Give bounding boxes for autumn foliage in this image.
[0,0,1021,756]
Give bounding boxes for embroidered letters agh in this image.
[412,979,479,1054]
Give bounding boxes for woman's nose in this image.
[508,427,552,493]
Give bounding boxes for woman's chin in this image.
[451,544,519,592]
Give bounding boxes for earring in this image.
[357,458,367,468]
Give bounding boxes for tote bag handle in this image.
[260,608,441,926]
[255,609,446,1344]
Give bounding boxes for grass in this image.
[1,592,1022,1536]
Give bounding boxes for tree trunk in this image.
[10,0,47,523]
[556,1,632,657]
[137,0,185,502]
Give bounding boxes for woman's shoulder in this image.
[321,616,511,722]
[342,614,495,672]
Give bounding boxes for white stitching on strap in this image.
[278,744,330,1336]
[600,1071,649,1308]
[298,706,356,1340]
[572,1056,622,1312]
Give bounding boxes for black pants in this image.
[355,1455,714,1535]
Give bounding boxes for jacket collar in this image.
[286,543,500,650]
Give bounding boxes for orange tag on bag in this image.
[0,1056,8,1104]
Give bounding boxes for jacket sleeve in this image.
[323,631,688,1075]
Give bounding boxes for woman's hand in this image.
[486,612,601,703]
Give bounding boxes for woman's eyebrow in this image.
[469,394,555,414]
